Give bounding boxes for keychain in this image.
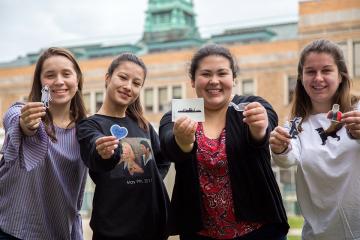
[41,85,52,108]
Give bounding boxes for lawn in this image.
[288,236,301,240]
[287,215,304,240]
[288,215,304,229]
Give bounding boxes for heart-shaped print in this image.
[110,124,128,140]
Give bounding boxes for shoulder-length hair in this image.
[106,53,149,131]
[28,47,86,141]
[291,39,358,120]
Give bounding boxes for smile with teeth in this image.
[207,89,222,94]
[52,89,67,93]
[312,86,326,90]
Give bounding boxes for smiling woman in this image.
[270,39,360,240]
[28,47,86,139]
[76,52,170,240]
[0,47,88,239]
[40,55,79,107]
[159,44,289,240]
[301,52,342,114]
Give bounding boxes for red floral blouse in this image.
[196,123,262,239]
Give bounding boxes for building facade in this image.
[0,0,359,216]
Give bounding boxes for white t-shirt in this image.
[272,103,360,240]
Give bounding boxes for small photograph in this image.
[112,138,154,177]
[172,98,205,122]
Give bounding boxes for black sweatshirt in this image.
[159,95,289,236]
[77,114,170,240]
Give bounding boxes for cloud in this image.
[0,0,298,62]
[195,0,298,37]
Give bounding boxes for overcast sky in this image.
[0,0,299,62]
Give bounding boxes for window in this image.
[95,92,103,112]
[354,42,360,77]
[158,87,168,112]
[242,79,254,96]
[144,88,154,112]
[288,76,297,104]
[172,86,182,99]
[83,93,91,114]
[185,13,193,25]
[156,11,171,24]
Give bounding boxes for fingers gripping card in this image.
[110,124,128,140]
[172,98,205,122]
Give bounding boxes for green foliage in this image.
[287,215,303,240]
[288,215,304,229]
[288,236,301,240]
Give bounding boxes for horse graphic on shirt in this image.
[315,122,342,145]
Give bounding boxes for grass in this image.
[288,215,304,229]
[287,215,303,240]
[288,236,301,240]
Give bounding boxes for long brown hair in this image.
[28,47,87,141]
[291,39,358,120]
[106,53,149,131]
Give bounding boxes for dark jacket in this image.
[159,95,289,235]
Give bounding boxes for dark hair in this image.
[291,39,358,120]
[28,47,86,141]
[189,44,239,81]
[106,53,149,131]
[140,140,151,150]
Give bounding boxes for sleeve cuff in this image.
[246,126,271,148]
[169,135,196,163]
[271,143,292,156]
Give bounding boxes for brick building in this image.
[0,0,359,216]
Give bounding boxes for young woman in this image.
[76,53,170,240]
[159,44,289,240]
[270,39,360,239]
[0,47,88,239]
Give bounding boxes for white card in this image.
[172,98,205,122]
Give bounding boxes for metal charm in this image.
[41,85,52,108]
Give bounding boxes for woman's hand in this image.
[269,126,291,154]
[95,136,119,159]
[342,110,360,139]
[20,102,46,136]
[243,102,268,141]
[173,116,197,152]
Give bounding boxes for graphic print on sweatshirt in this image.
[315,122,342,145]
[112,137,154,177]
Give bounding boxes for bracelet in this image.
[274,146,289,155]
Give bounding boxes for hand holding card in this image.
[172,98,205,122]
[110,124,128,140]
